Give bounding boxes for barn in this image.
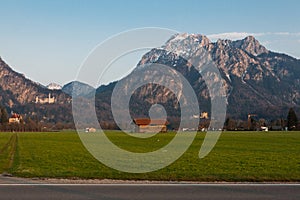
[133,118,168,133]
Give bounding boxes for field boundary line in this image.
[7,133,18,170]
[2,133,18,171]
[0,133,14,155]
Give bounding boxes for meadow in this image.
[0,131,299,182]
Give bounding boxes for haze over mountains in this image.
[0,33,299,126]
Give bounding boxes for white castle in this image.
[35,93,55,104]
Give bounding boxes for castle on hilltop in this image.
[35,93,55,104]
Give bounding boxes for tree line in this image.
[0,105,299,132]
[224,108,299,131]
[0,105,74,132]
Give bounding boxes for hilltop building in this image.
[35,93,55,104]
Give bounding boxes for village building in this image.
[200,112,209,119]
[85,127,96,132]
[133,118,168,133]
[8,113,22,124]
[192,112,209,119]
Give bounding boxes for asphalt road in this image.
[0,184,299,200]
[0,175,299,200]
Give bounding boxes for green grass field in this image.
[0,132,15,172]
[0,131,299,182]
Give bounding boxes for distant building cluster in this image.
[35,93,55,104]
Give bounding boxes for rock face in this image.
[96,34,300,120]
[232,36,269,56]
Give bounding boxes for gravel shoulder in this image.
[1,174,299,185]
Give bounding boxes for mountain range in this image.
[93,34,300,124]
[147,34,300,120]
[1,33,300,127]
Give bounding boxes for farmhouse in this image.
[85,127,96,132]
[133,118,168,133]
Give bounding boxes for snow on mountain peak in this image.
[47,83,62,90]
[162,33,211,58]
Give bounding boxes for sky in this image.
[0,0,299,87]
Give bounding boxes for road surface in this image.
[0,175,299,200]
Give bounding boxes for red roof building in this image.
[133,118,168,133]
[8,113,22,124]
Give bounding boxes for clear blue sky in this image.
[0,0,299,86]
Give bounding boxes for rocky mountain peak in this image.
[233,35,268,56]
[162,33,211,58]
[165,33,211,45]
[130,33,300,120]
[215,39,233,50]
